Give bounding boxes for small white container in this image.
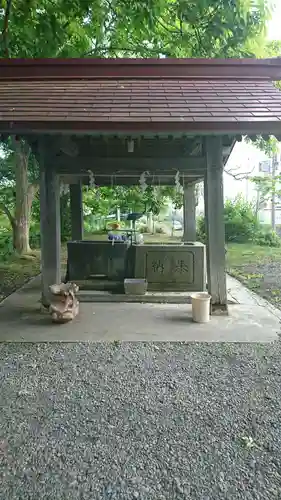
[124,278,148,295]
[191,292,211,323]
[135,233,144,245]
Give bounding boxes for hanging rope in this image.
[139,171,150,193]
[60,182,69,196]
[87,170,96,189]
[175,171,184,194]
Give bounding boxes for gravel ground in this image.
[231,262,281,310]
[1,342,281,500]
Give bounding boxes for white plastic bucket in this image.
[192,292,211,323]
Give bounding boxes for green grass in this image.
[0,251,41,301]
[226,243,281,269]
[226,243,281,299]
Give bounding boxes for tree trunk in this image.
[13,184,37,254]
[12,137,37,255]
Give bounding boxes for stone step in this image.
[77,289,235,304]
[74,279,124,292]
[77,290,192,304]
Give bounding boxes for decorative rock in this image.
[49,282,79,324]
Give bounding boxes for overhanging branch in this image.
[224,165,255,181]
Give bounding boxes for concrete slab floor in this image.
[0,274,280,343]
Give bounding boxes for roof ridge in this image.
[0,58,281,81]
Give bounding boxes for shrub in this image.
[196,197,278,246]
[253,229,281,247]
[197,215,206,243]
[60,195,71,242]
[84,220,93,234]
[224,197,259,243]
[0,231,13,258]
[29,229,41,248]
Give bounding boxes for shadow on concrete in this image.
[0,303,53,327]
[17,287,41,296]
[163,313,194,324]
[15,282,41,295]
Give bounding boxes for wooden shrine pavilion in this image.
[0,58,281,310]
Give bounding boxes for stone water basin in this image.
[130,241,206,292]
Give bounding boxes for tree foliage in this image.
[251,170,281,209]
[0,0,167,58]
[83,185,182,220]
[91,0,274,58]
[0,0,273,58]
[247,37,281,154]
[247,134,280,161]
[148,0,271,58]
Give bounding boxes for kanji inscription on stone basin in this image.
[146,251,194,284]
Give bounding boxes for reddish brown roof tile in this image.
[0,79,280,134]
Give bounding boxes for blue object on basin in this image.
[108,233,126,242]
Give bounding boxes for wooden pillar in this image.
[39,148,61,307]
[70,181,83,241]
[204,136,227,313]
[183,182,196,242]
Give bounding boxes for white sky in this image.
[268,0,281,40]
[223,141,268,201]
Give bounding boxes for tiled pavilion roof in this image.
[0,58,281,135]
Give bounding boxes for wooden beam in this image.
[54,157,205,174]
[204,136,227,313]
[52,135,204,158]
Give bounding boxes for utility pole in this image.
[271,153,278,231]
